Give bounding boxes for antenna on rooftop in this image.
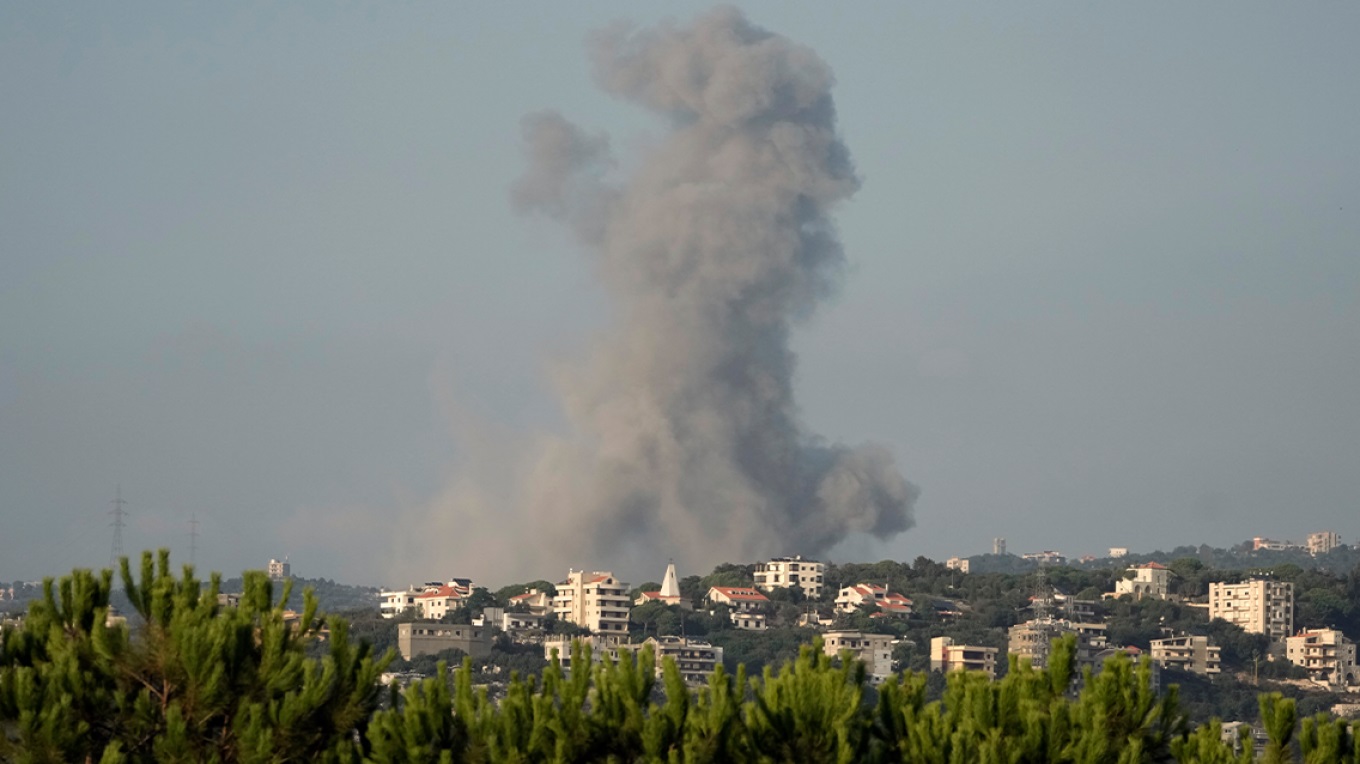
[109,485,128,567]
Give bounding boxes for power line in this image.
[109,485,128,567]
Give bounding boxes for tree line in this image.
[3,552,1360,762]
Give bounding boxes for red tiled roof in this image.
[709,586,769,602]
[416,585,469,600]
[1137,562,1169,570]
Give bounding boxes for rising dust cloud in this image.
[399,8,917,583]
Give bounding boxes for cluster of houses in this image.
[377,550,1357,691]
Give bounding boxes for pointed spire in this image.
[659,560,681,598]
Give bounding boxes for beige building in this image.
[1208,579,1294,642]
[822,631,895,684]
[397,622,492,661]
[1150,635,1222,675]
[414,583,473,620]
[1286,629,1357,688]
[754,556,826,599]
[629,636,724,684]
[1115,562,1171,600]
[930,636,998,679]
[553,570,631,634]
[1009,617,1108,671]
[267,558,291,580]
[945,557,970,573]
[1308,531,1341,556]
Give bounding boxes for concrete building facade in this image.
[1115,562,1171,600]
[1008,617,1109,671]
[1208,579,1295,642]
[930,636,998,679]
[1150,635,1222,675]
[1286,629,1357,688]
[553,570,631,634]
[822,631,895,684]
[396,622,492,661]
[754,556,826,599]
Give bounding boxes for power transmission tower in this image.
[109,485,128,567]
[189,513,200,566]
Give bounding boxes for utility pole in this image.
[109,485,128,567]
[189,513,200,566]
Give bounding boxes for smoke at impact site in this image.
[400,8,917,582]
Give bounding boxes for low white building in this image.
[706,586,770,631]
[834,583,912,616]
[1114,562,1171,600]
[822,631,895,684]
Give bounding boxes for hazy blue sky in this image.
[3,3,1357,584]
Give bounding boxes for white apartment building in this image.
[754,556,826,599]
[1109,547,1129,559]
[930,636,998,679]
[1150,635,1222,676]
[822,631,895,684]
[945,557,970,573]
[553,570,631,634]
[1308,531,1341,556]
[1208,579,1294,642]
[1286,629,1357,688]
[1115,562,1171,600]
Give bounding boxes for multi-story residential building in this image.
[553,570,631,634]
[1208,579,1294,642]
[1109,547,1129,559]
[930,636,998,679]
[397,622,492,661]
[1286,629,1357,688]
[1022,551,1066,566]
[627,636,724,685]
[754,556,826,599]
[822,631,895,684]
[706,586,770,630]
[834,583,912,616]
[1308,531,1341,556]
[1150,635,1222,675]
[415,583,473,620]
[993,538,1007,556]
[945,557,970,573]
[1008,617,1108,671]
[500,609,548,639]
[634,562,688,608]
[1115,562,1171,600]
[267,558,291,580]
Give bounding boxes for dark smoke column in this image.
[512,8,917,572]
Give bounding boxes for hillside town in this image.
[257,527,1360,732]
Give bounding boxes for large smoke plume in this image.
[403,8,916,581]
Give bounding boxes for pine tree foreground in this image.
[1,554,1358,763]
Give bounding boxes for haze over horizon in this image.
[3,3,1357,585]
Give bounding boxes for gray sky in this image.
[3,3,1357,585]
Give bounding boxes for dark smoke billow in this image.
[404,8,916,581]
